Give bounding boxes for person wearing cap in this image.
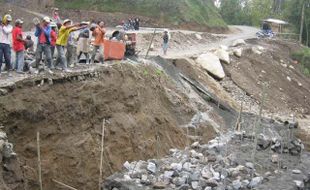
[55,19,87,71]
[34,16,53,72]
[53,8,61,26]
[0,14,13,75]
[91,21,106,64]
[162,29,170,56]
[12,19,25,73]
[50,22,58,66]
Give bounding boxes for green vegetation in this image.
[219,0,310,46]
[55,0,227,29]
[292,47,310,76]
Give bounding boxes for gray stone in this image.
[245,162,254,169]
[257,134,271,149]
[204,187,212,190]
[173,177,186,186]
[201,166,213,179]
[178,184,190,190]
[191,181,199,190]
[0,88,8,96]
[164,171,174,179]
[241,180,249,188]
[171,163,183,171]
[153,181,166,189]
[147,162,157,173]
[248,177,263,188]
[206,178,218,187]
[183,162,192,172]
[294,180,304,189]
[232,179,241,190]
[271,154,279,163]
[292,170,302,174]
[191,171,201,181]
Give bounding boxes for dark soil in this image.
[0,64,196,190]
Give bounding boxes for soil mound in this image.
[0,64,197,189]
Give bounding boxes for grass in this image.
[292,47,310,76]
[55,0,227,29]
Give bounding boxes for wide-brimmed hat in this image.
[63,19,71,25]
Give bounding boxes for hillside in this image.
[55,0,227,32]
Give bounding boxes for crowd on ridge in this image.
[0,8,170,77]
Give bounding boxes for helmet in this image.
[3,14,12,23]
[15,19,24,24]
[50,22,57,27]
[43,16,51,23]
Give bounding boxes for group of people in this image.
[122,18,140,31]
[0,11,107,77]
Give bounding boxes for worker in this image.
[12,19,25,73]
[53,8,62,28]
[162,29,169,56]
[50,22,58,67]
[55,19,87,72]
[24,35,34,52]
[91,21,105,64]
[66,32,78,67]
[34,16,53,72]
[0,14,13,76]
[77,22,91,64]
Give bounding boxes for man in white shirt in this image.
[0,14,13,76]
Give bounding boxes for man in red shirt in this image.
[50,22,57,67]
[12,19,25,74]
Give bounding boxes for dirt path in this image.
[145,26,259,59]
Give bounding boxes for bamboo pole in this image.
[53,179,78,190]
[145,29,157,59]
[37,132,43,190]
[99,120,105,190]
[300,2,305,43]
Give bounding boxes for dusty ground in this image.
[223,39,310,117]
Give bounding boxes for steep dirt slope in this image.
[223,39,310,117]
[0,64,197,190]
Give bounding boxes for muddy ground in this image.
[0,64,197,189]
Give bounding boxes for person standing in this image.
[77,23,91,64]
[12,19,25,74]
[0,14,13,76]
[55,19,86,71]
[91,21,105,64]
[162,29,169,56]
[66,32,77,67]
[53,8,62,28]
[50,22,57,66]
[24,35,34,52]
[34,16,53,72]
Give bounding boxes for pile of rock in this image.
[103,138,266,190]
[256,133,305,156]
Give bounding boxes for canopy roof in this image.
[263,18,288,25]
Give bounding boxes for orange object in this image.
[104,40,126,60]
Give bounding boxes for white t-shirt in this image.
[0,24,13,45]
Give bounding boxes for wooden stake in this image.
[53,179,78,190]
[37,132,43,190]
[99,120,105,190]
[145,29,157,59]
